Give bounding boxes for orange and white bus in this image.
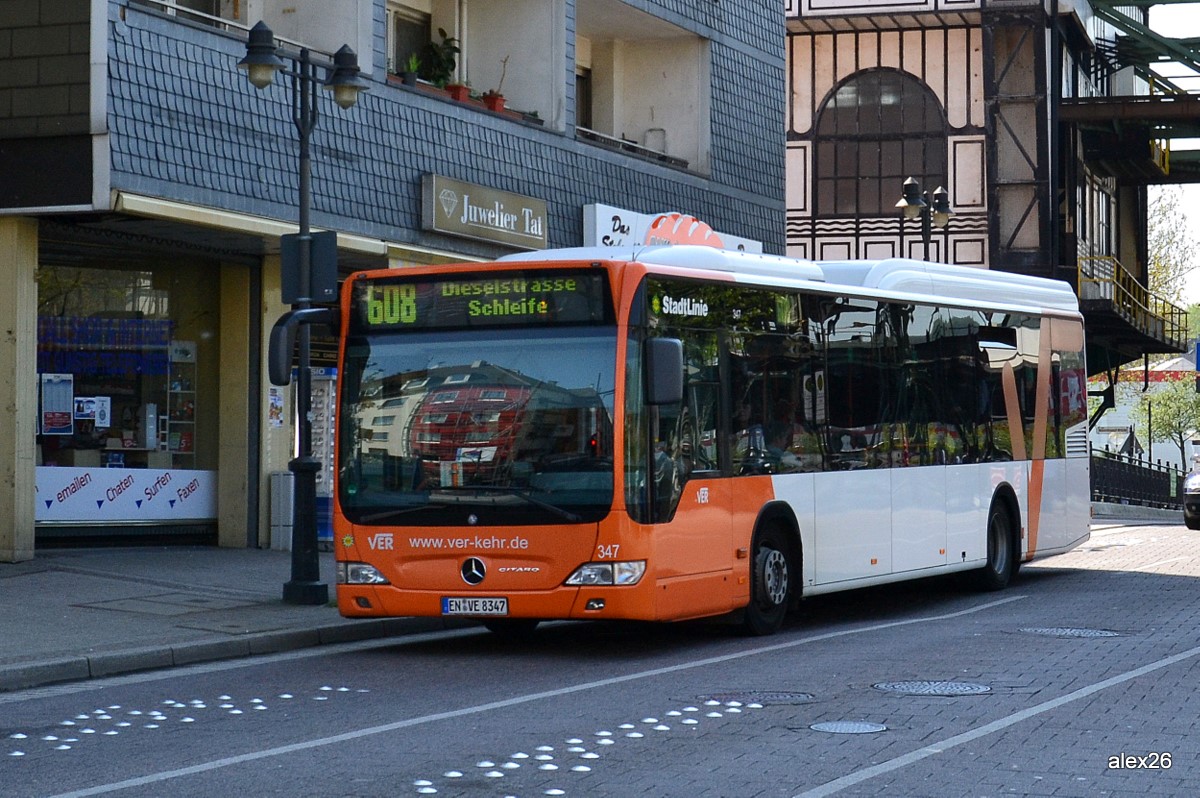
[323,245,1089,635]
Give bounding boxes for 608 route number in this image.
[367,285,417,325]
[596,544,620,559]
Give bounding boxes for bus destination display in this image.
[352,271,612,331]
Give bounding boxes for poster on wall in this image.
[35,467,217,523]
[95,396,112,428]
[268,387,284,429]
[40,373,74,435]
[74,396,97,420]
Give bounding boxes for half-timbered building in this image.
[785,0,1200,379]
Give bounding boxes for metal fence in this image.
[1091,450,1186,509]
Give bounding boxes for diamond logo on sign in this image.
[439,188,458,219]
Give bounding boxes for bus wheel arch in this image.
[742,503,802,636]
[970,486,1019,591]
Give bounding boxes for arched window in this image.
[815,70,947,217]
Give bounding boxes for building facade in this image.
[784,0,1199,383]
[0,0,785,561]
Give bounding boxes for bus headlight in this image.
[565,561,646,586]
[337,562,390,585]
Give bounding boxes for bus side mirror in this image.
[645,337,684,406]
[267,308,339,386]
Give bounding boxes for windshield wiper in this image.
[465,486,584,523]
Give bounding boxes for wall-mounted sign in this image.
[422,174,548,250]
[583,203,763,253]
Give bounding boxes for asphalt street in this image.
[3,516,1198,797]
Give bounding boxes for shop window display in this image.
[35,265,218,472]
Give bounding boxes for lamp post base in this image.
[284,453,327,606]
[283,580,329,605]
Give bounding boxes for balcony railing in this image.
[575,127,689,170]
[1077,255,1188,348]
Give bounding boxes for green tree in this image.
[1189,304,1200,342]
[1147,185,1198,306]
[1128,374,1200,467]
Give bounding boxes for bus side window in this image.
[684,332,720,472]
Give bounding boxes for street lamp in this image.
[239,21,368,605]
[895,177,954,261]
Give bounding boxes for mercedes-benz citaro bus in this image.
[278,245,1090,636]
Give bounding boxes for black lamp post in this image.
[895,177,954,261]
[239,21,368,605]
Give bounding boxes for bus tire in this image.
[743,523,793,636]
[483,619,540,638]
[971,498,1016,591]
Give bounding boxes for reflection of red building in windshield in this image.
[407,363,609,485]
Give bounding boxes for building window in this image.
[133,0,222,19]
[574,0,710,172]
[387,2,432,75]
[575,67,593,130]
[814,69,947,217]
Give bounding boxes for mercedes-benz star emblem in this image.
[461,557,486,585]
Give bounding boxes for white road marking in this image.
[43,596,1026,798]
[1139,556,1187,570]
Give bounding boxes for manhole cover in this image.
[1019,627,1120,639]
[810,721,887,734]
[697,691,814,705]
[873,681,991,696]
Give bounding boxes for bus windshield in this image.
[338,326,617,526]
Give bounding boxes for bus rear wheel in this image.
[743,525,793,636]
[970,499,1016,591]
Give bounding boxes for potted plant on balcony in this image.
[483,55,510,112]
[483,89,506,112]
[401,53,421,87]
[445,81,471,102]
[419,27,459,87]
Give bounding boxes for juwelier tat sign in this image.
[421,174,548,249]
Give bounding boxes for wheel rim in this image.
[757,547,789,606]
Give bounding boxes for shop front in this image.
[35,261,221,538]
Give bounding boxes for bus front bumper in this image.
[336,583,659,622]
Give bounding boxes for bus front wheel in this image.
[743,524,793,636]
[970,499,1016,591]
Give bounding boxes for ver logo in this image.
[697,487,710,504]
[368,533,394,550]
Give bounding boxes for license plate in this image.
[442,597,508,616]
